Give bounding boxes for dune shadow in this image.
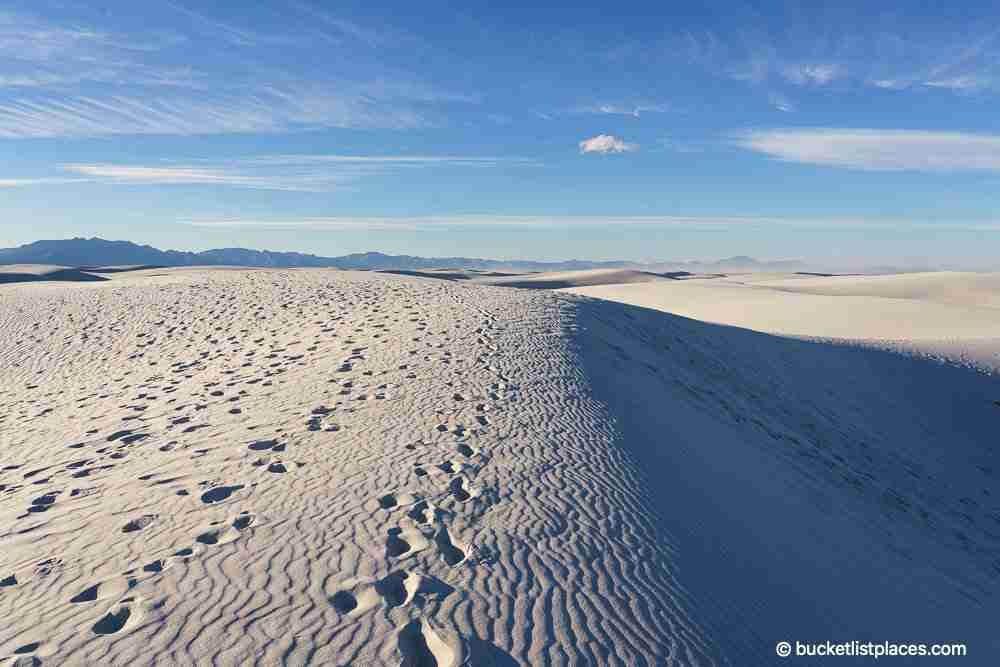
[465,636,518,666]
[0,268,109,284]
[568,294,1000,664]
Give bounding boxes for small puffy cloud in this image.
[579,134,638,154]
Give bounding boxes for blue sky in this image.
[1,1,999,267]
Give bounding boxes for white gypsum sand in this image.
[565,272,1000,372]
[0,267,997,665]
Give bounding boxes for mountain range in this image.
[0,237,809,274]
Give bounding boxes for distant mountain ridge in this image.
[0,237,809,273]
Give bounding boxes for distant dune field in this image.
[0,267,997,665]
[566,272,1000,368]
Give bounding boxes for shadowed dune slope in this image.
[0,265,108,284]
[477,268,672,290]
[0,268,996,665]
[571,296,999,664]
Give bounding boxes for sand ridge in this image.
[0,269,722,665]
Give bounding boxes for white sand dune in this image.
[1,268,997,665]
[566,272,1000,345]
[754,271,1000,309]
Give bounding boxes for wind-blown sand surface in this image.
[1,268,997,665]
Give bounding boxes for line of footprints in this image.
[326,320,507,663]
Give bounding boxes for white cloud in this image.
[675,17,1000,98]
[178,215,1000,231]
[923,75,990,91]
[0,10,194,91]
[868,79,909,90]
[782,63,842,86]
[579,134,638,154]
[0,9,469,139]
[1,154,531,191]
[736,128,1000,172]
[178,215,754,230]
[0,177,87,187]
[61,164,315,190]
[575,103,670,117]
[0,85,435,138]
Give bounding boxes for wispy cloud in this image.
[0,177,87,187]
[677,14,1000,99]
[574,103,670,117]
[0,7,472,139]
[61,164,335,191]
[0,83,449,138]
[736,128,1000,171]
[579,134,638,154]
[1,154,533,191]
[781,63,843,86]
[0,9,194,90]
[178,215,773,230]
[923,75,991,91]
[178,215,1000,232]
[162,1,282,47]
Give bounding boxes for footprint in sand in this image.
[330,590,359,614]
[247,439,279,451]
[448,477,478,503]
[435,527,468,567]
[92,597,144,636]
[196,513,256,546]
[121,514,157,533]
[393,619,463,667]
[199,484,244,504]
[407,500,437,526]
[385,526,431,560]
[378,492,420,511]
[26,490,60,514]
[331,571,453,617]
[70,576,133,604]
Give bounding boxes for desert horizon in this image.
[3,1,1000,664]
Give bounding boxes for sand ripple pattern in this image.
[0,270,723,666]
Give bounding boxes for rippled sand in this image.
[1,268,997,665]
